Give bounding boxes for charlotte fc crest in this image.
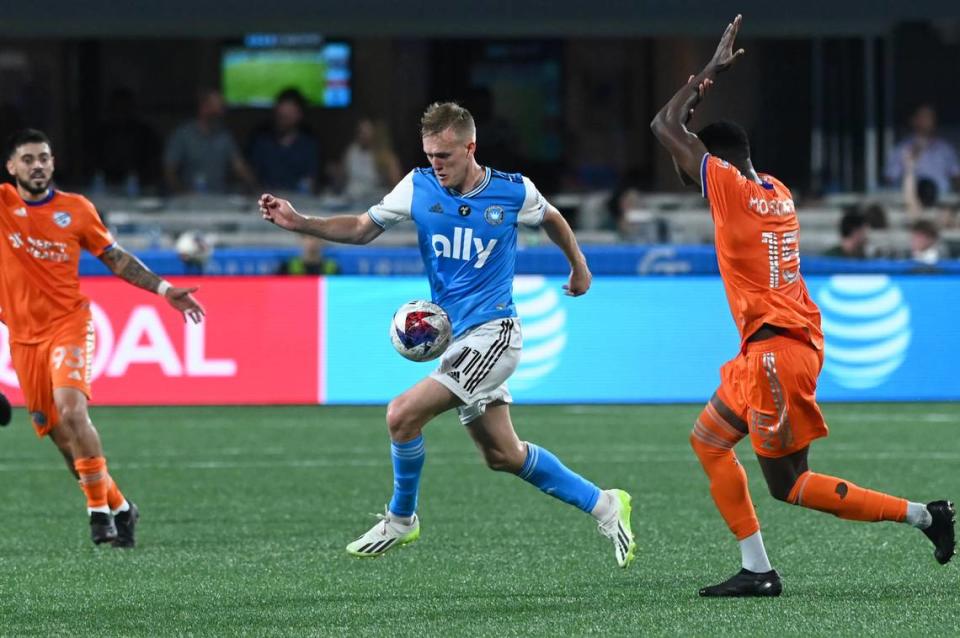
[483,205,504,226]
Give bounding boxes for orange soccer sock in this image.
[691,408,759,540]
[105,474,128,512]
[74,456,109,512]
[787,471,908,522]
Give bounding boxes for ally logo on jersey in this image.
[431,226,497,268]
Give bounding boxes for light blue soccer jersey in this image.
[368,167,548,336]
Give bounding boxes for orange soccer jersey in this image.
[0,183,115,344]
[701,154,823,352]
[700,154,827,457]
[1,183,114,435]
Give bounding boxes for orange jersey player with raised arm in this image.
[1,129,205,547]
[652,15,954,597]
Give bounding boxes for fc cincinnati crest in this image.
[53,211,72,228]
[458,205,471,217]
[484,205,505,226]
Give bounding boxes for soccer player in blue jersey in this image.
[259,102,635,566]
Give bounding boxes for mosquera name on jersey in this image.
[700,154,823,351]
[0,183,116,344]
[368,167,547,337]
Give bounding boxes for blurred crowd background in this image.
[3,0,960,273]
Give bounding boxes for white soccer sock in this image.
[905,502,932,529]
[388,512,415,527]
[590,490,617,522]
[112,500,130,516]
[88,505,110,515]
[739,531,773,573]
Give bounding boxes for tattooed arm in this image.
[99,246,206,323]
[99,245,164,292]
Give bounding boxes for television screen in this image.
[222,41,351,108]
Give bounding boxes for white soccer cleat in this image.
[597,489,636,568]
[346,508,421,558]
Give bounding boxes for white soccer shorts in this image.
[430,317,522,425]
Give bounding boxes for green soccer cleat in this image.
[597,489,636,568]
[346,508,420,558]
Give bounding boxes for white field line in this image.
[0,450,957,473]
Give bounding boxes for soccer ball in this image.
[389,300,452,362]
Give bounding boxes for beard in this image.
[16,174,51,196]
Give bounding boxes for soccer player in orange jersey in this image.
[651,15,955,596]
[1,129,205,547]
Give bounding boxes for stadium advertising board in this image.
[0,278,321,405]
[2,275,957,405]
[324,275,960,404]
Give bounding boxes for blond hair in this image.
[420,102,476,141]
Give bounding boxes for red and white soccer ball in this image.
[389,300,452,362]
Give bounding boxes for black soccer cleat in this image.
[89,512,118,545]
[699,568,783,597]
[112,502,139,549]
[922,500,956,565]
[0,391,11,426]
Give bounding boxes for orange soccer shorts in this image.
[9,311,94,437]
[715,334,828,458]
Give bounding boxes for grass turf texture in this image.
[0,404,957,637]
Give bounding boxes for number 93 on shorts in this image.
[8,312,94,437]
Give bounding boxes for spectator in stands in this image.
[248,88,320,193]
[606,178,669,243]
[885,105,960,198]
[94,87,161,194]
[910,219,942,266]
[823,209,869,259]
[861,202,888,230]
[339,118,403,208]
[276,236,338,275]
[902,142,960,230]
[164,88,257,194]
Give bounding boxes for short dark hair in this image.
[275,87,307,111]
[916,178,939,208]
[839,209,867,238]
[696,120,751,164]
[911,219,939,240]
[6,128,51,160]
[861,202,888,229]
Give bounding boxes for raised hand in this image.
[710,14,745,73]
[259,193,305,232]
[684,74,714,122]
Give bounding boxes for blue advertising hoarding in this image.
[325,275,960,403]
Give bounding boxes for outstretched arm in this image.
[540,207,591,296]
[259,193,384,245]
[650,14,745,185]
[902,148,922,222]
[99,246,205,323]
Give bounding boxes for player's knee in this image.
[689,431,718,459]
[766,477,795,502]
[57,403,89,432]
[386,397,421,439]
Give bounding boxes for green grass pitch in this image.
[0,403,957,636]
